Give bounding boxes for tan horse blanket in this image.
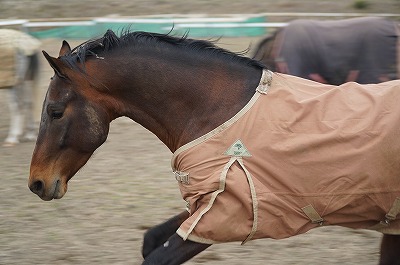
[172,70,400,244]
[0,29,41,88]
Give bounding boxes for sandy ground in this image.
[0,35,388,265]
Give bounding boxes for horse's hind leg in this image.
[379,234,400,265]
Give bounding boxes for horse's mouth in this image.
[37,178,67,201]
[52,179,62,199]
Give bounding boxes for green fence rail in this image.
[28,16,267,39]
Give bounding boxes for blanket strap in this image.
[182,157,237,240]
[181,156,259,245]
[301,204,324,226]
[370,197,400,230]
[236,157,258,245]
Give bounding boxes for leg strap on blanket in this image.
[181,156,259,245]
[369,197,400,230]
[182,157,237,241]
[236,157,258,245]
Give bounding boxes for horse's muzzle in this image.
[28,177,65,201]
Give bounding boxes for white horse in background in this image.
[0,29,41,146]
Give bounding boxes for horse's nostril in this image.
[29,180,44,195]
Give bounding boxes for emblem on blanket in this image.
[224,139,251,157]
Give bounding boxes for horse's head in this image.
[28,41,111,201]
[252,30,281,72]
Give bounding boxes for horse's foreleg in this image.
[142,210,189,258]
[22,53,40,141]
[379,234,400,265]
[4,88,23,145]
[21,80,37,141]
[142,233,211,265]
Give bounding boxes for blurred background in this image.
[1,1,399,264]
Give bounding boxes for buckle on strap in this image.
[385,197,400,221]
[371,197,400,230]
[256,70,273,94]
[174,171,190,184]
[301,204,324,226]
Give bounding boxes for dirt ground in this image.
[1,1,399,264]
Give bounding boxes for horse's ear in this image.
[59,40,71,57]
[42,50,68,79]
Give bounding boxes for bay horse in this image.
[252,17,400,85]
[0,29,41,146]
[28,29,400,265]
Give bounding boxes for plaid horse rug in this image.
[0,29,41,88]
[172,70,400,244]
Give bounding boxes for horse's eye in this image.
[52,111,64,119]
[47,104,65,120]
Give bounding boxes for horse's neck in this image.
[105,57,262,152]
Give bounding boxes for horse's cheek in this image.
[82,105,109,149]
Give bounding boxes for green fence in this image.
[29,16,267,39]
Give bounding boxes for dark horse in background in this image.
[253,17,400,85]
[28,29,400,264]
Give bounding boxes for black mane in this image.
[61,29,265,69]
